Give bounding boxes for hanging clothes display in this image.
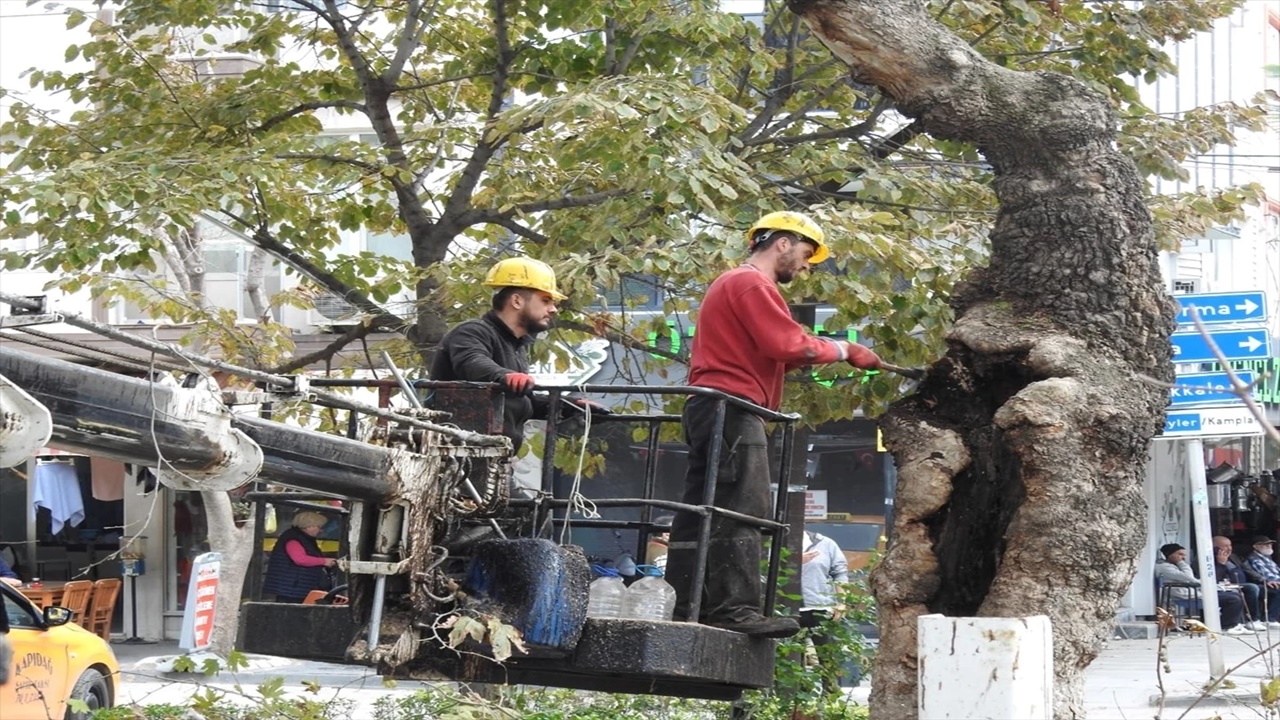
[32,459,85,534]
[89,457,126,502]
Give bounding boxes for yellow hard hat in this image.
[746,211,829,264]
[484,257,567,301]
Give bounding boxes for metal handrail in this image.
[304,376,800,622]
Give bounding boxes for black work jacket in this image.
[430,311,548,450]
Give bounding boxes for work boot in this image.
[708,613,801,639]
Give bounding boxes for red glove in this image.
[503,372,536,393]
[845,343,881,370]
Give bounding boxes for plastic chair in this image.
[59,580,94,625]
[87,578,121,641]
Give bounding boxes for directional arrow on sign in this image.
[1176,291,1268,327]
[1171,329,1271,363]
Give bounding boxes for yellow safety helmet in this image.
[484,256,567,301]
[746,211,829,264]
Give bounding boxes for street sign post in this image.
[1170,329,1270,364]
[1159,406,1265,439]
[1176,291,1267,327]
[1169,371,1255,408]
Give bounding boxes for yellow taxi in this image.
[1,582,119,720]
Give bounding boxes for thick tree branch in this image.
[555,318,687,364]
[255,100,368,135]
[384,0,435,85]
[747,91,889,147]
[491,217,549,244]
[317,0,378,92]
[457,188,633,228]
[268,321,379,374]
[609,13,654,76]
[440,0,516,223]
[392,72,489,93]
[276,152,388,178]
[208,209,406,334]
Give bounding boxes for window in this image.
[3,591,40,629]
[121,238,283,322]
[169,491,208,613]
[367,230,413,262]
[597,275,664,310]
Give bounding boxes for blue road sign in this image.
[1176,291,1267,327]
[1171,329,1270,363]
[1169,371,1254,408]
[1161,406,1264,438]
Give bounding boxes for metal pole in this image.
[1188,438,1225,678]
[763,422,795,615]
[539,391,563,538]
[686,400,727,623]
[635,419,661,560]
[367,561,388,650]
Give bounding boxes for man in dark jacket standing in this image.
[664,211,881,639]
[431,257,568,451]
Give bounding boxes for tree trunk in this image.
[786,1,1175,717]
[244,247,270,321]
[158,236,258,658]
[201,490,255,656]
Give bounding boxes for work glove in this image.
[844,342,881,370]
[503,372,536,394]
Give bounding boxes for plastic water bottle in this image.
[620,565,676,621]
[586,567,627,619]
[614,552,637,578]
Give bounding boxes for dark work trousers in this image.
[665,396,771,624]
[1240,583,1261,621]
[1240,583,1280,622]
[1219,589,1246,628]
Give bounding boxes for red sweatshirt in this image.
[688,266,843,410]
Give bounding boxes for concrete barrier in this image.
[917,614,1053,719]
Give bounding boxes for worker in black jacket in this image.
[431,257,601,451]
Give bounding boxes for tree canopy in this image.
[0,0,1269,422]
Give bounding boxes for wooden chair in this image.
[87,578,121,641]
[59,580,94,626]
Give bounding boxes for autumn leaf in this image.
[1261,676,1280,706]
[445,614,487,649]
[486,616,528,663]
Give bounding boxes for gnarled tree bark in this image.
[786,1,1175,717]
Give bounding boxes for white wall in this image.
[119,475,168,640]
[1123,440,1192,619]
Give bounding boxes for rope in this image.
[559,392,600,546]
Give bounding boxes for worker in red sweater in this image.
[665,211,881,639]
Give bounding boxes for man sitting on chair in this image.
[1156,543,1251,635]
[1215,535,1279,630]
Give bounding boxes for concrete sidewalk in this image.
[1086,632,1279,718]
[109,630,1280,718]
